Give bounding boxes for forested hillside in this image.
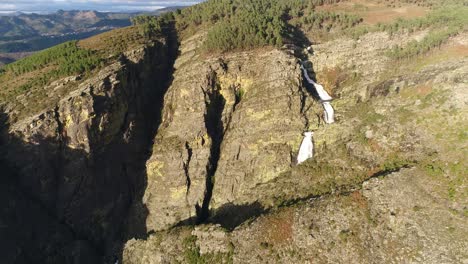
[172,0,466,53]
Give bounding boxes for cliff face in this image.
[0,31,177,262]
[123,29,468,263]
[142,32,313,231]
[1,8,467,264]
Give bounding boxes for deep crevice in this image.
[224,84,242,135]
[115,19,181,257]
[0,20,180,263]
[53,105,64,212]
[183,142,193,196]
[197,71,226,223]
[298,83,311,130]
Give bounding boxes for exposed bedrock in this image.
[142,40,318,231]
[0,27,178,262]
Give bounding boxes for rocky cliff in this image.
[123,29,468,264]
[141,31,313,232]
[1,2,467,263]
[0,25,178,262]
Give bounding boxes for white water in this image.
[297,132,314,164]
[302,67,333,101]
[301,65,335,124]
[322,101,335,124]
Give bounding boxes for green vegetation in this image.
[300,11,363,32]
[4,41,102,77]
[387,28,460,59]
[347,4,468,59]
[183,235,233,264]
[380,154,414,172]
[175,0,350,52]
[419,158,466,200]
[0,40,103,103]
[131,12,175,38]
[0,14,172,121]
[384,6,468,59]
[204,9,286,52]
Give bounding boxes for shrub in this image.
[2,41,102,77]
[175,0,348,52]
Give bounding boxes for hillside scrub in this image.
[2,41,102,77]
[0,41,104,103]
[0,13,174,100]
[345,4,468,59]
[384,5,468,59]
[175,0,349,52]
[299,11,363,31]
[131,12,175,38]
[386,28,461,59]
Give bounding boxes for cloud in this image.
[0,0,203,13]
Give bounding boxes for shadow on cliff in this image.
[0,21,180,264]
[0,112,103,263]
[171,202,267,232]
[115,20,180,262]
[209,202,267,231]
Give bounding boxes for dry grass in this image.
[257,208,294,246]
[362,6,428,24]
[316,66,348,96]
[350,191,369,209]
[402,35,468,73]
[317,0,429,25]
[368,138,383,152]
[79,26,148,56]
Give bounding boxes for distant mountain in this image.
[0,8,184,55]
[0,10,129,38]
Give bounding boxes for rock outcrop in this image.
[0,32,177,262]
[123,29,468,263]
[142,32,314,231]
[123,168,467,264]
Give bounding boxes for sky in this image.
[0,0,204,13]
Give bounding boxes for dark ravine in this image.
[183,141,193,198]
[111,22,181,260]
[198,71,226,223]
[0,113,101,263]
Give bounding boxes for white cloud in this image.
[0,0,203,13]
[0,4,16,10]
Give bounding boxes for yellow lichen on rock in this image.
[170,186,187,200]
[147,161,165,179]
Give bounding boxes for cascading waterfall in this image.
[301,65,335,124]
